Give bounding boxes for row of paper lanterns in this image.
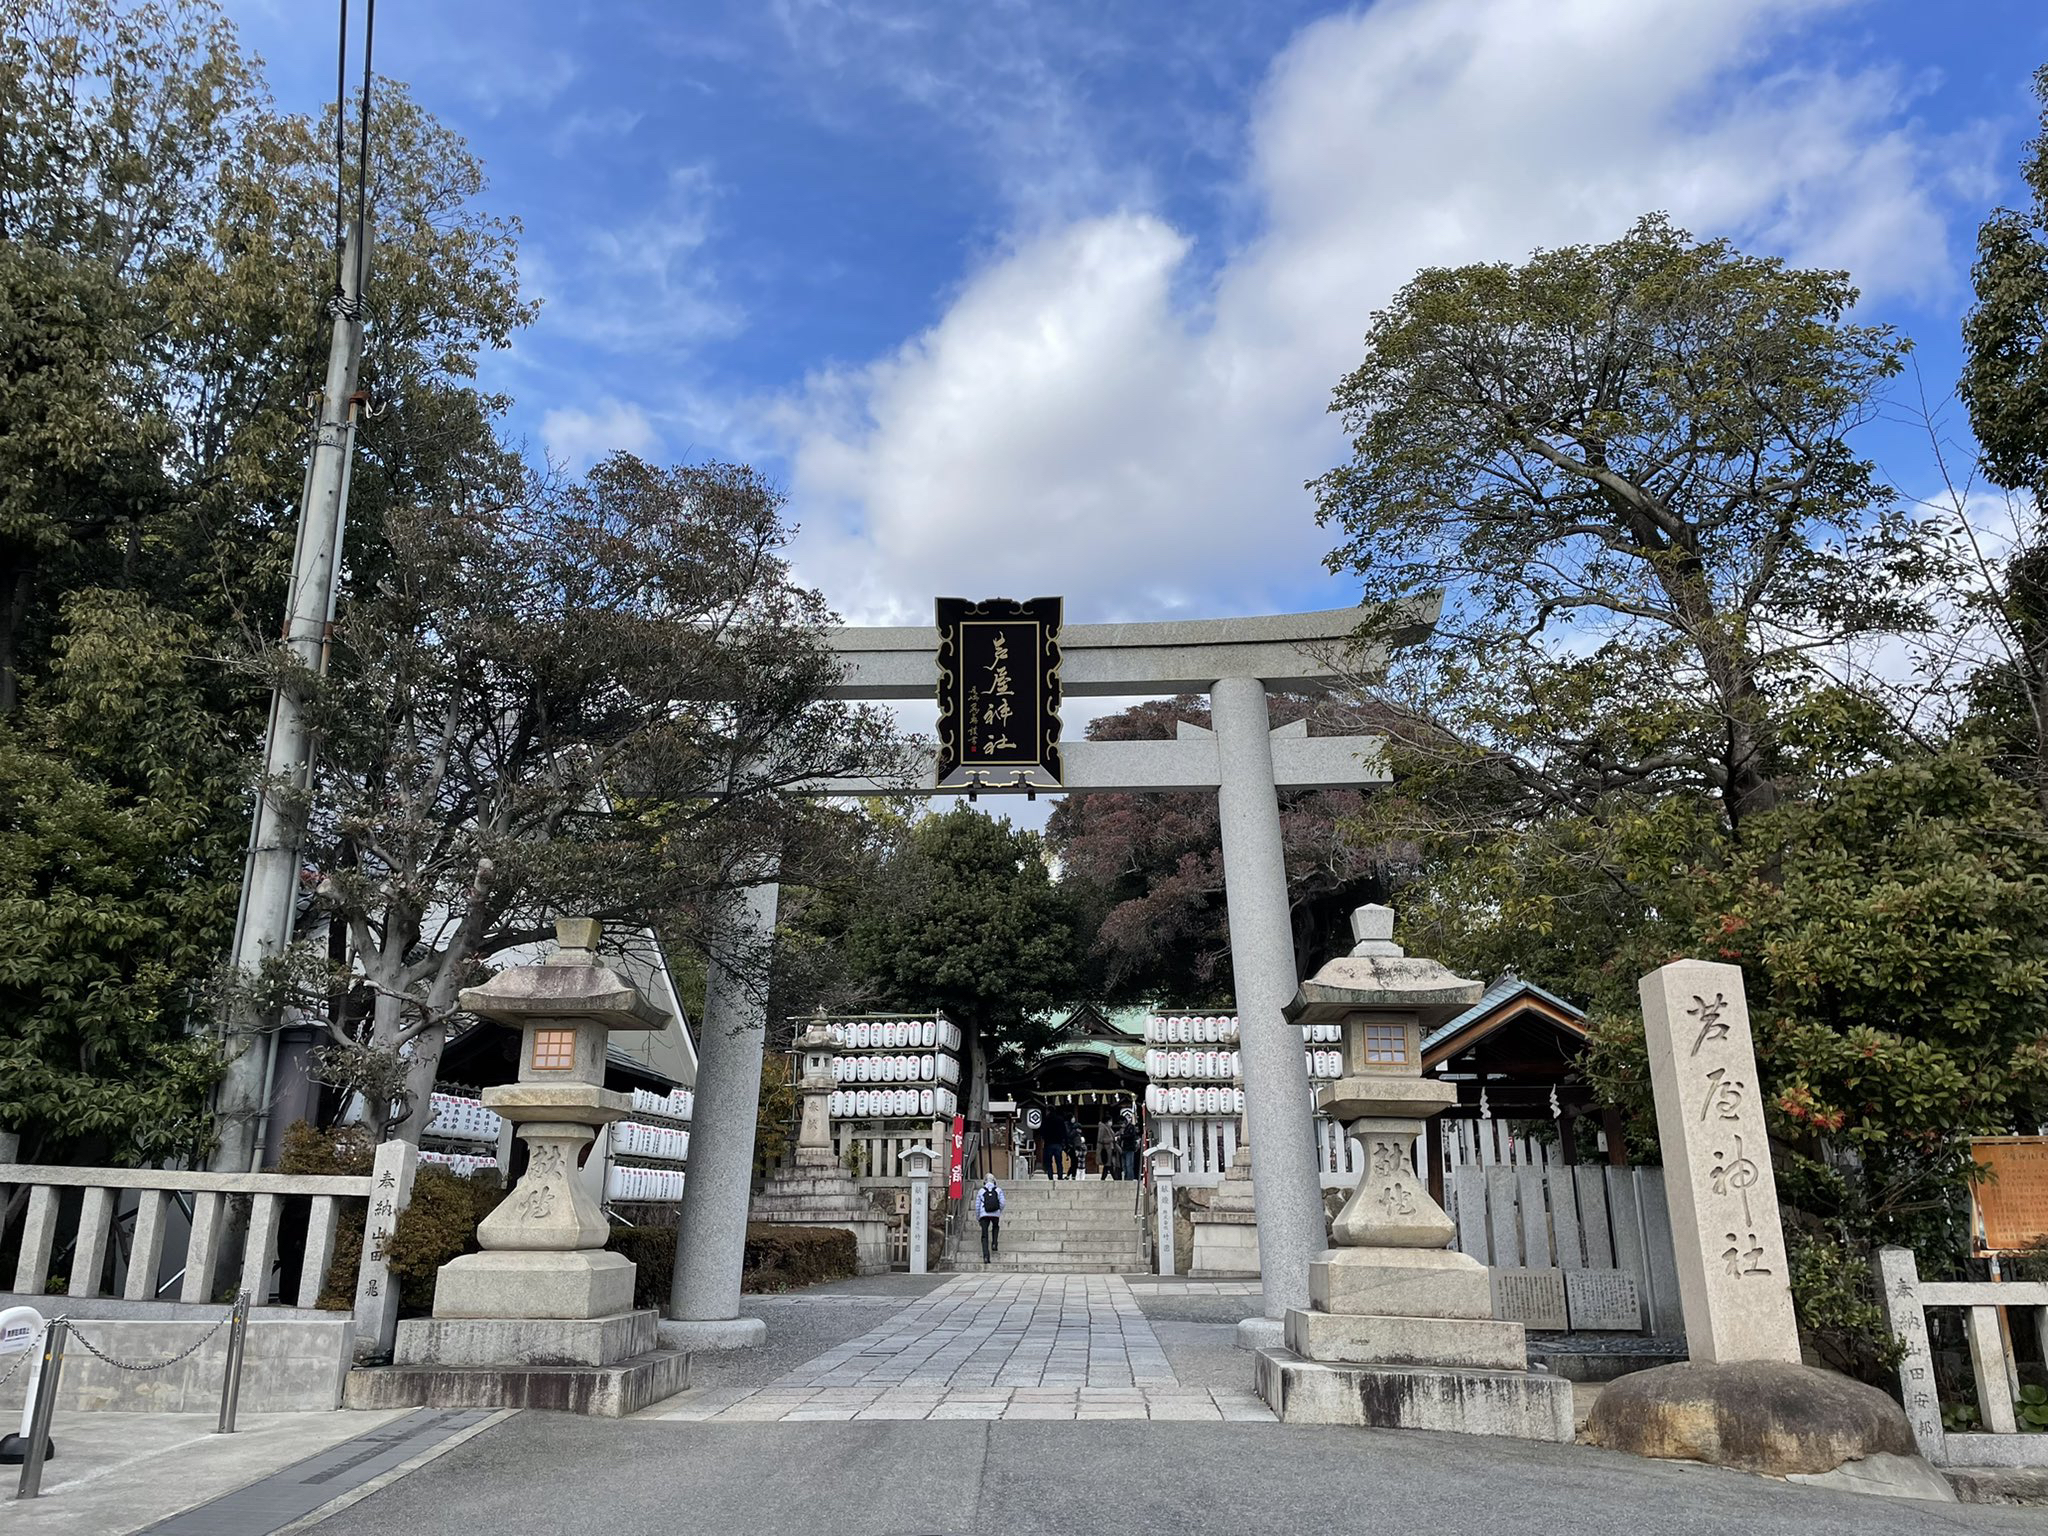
[827,1018,961,1051]
[417,1148,499,1177]
[627,1087,694,1122]
[1146,1015,1237,1044]
[829,1086,956,1120]
[613,1121,689,1162]
[606,1164,685,1202]
[1145,1048,1348,1083]
[1145,1085,1247,1117]
[424,1093,502,1144]
[1147,1049,1241,1081]
[831,1053,958,1085]
[1146,1016,1346,1045]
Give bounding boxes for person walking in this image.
[1067,1115,1087,1179]
[977,1174,1005,1264]
[1118,1117,1140,1182]
[1038,1115,1059,1181]
[1096,1115,1118,1180]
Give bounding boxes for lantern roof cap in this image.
[457,917,667,1031]
[1284,905,1483,1028]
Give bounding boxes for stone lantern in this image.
[431,917,667,1320]
[793,1015,838,1158]
[366,919,689,1416]
[1252,905,1573,1441]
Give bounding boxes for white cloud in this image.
[531,164,743,356]
[773,0,1996,626]
[550,106,643,157]
[541,399,659,468]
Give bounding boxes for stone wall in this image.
[0,1301,353,1414]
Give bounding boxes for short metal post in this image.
[216,1291,250,1434]
[16,1318,66,1500]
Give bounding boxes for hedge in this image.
[741,1223,858,1292]
[612,1222,860,1305]
[277,1121,506,1316]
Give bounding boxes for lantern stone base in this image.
[431,1248,636,1321]
[395,1309,655,1368]
[1308,1246,1494,1319]
[345,1348,690,1418]
[1283,1308,1529,1373]
[1255,1349,1574,1441]
[353,1305,689,1417]
[750,1151,893,1275]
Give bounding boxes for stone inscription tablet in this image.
[1490,1267,1568,1330]
[1564,1268,1642,1331]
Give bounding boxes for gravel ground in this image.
[1149,1320,1260,1389]
[682,1274,953,1391]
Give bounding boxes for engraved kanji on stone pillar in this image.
[1639,960,1800,1365]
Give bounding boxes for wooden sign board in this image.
[1971,1136,2048,1255]
[935,596,1063,788]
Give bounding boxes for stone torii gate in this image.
[664,603,1434,1351]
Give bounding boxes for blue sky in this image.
[224,0,2048,636]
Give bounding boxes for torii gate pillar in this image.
[1211,675,1324,1332]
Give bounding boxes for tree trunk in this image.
[0,556,36,715]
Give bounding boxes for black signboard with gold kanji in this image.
[935,597,1063,787]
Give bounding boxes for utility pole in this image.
[211,221,371,1172]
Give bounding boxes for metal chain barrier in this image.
[13,1293,252,1502]
[60,1307,236,1374]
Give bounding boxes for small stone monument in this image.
[1253,906,1573,1440]
[1191,1130,1261,1277]
[350,919,690,1416]
[1584,961,1920,1478]
[748,1016,890,1273]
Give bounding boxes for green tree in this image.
[0,592,244,1175]
[1961,64,2048,500]
[1578,748,2048,1374]
[1949,68,2048,815]
[0,0,542,1166]
[298,455,898,1140]
[844,806,1087,1113]
[1315,214,1917,835]
[1046,695,1403,1003]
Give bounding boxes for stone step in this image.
[971,1237,1140,1250]
[938,1258,1141,1274]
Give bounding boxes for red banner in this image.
[948,1114,966,1199]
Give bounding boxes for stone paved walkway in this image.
[640,1273,1274,1423]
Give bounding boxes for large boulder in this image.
[1583,1359,1917,1476]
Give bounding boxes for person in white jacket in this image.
[975,1175,1006,1263]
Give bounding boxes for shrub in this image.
[741,1223,856,1292]
[276,1119,504,1314]
[613,1225,677,1311]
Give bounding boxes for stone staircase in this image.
[943,1177,1147,1273]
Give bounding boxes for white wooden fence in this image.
[829,1119,950,1181]
[2,1142,416,1359]
[1448,1162,1684,1334]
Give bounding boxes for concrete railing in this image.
[2,1140,415,1362]
[1878,1246,2048,1468]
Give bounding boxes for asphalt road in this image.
[303,1411,2043,1536]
